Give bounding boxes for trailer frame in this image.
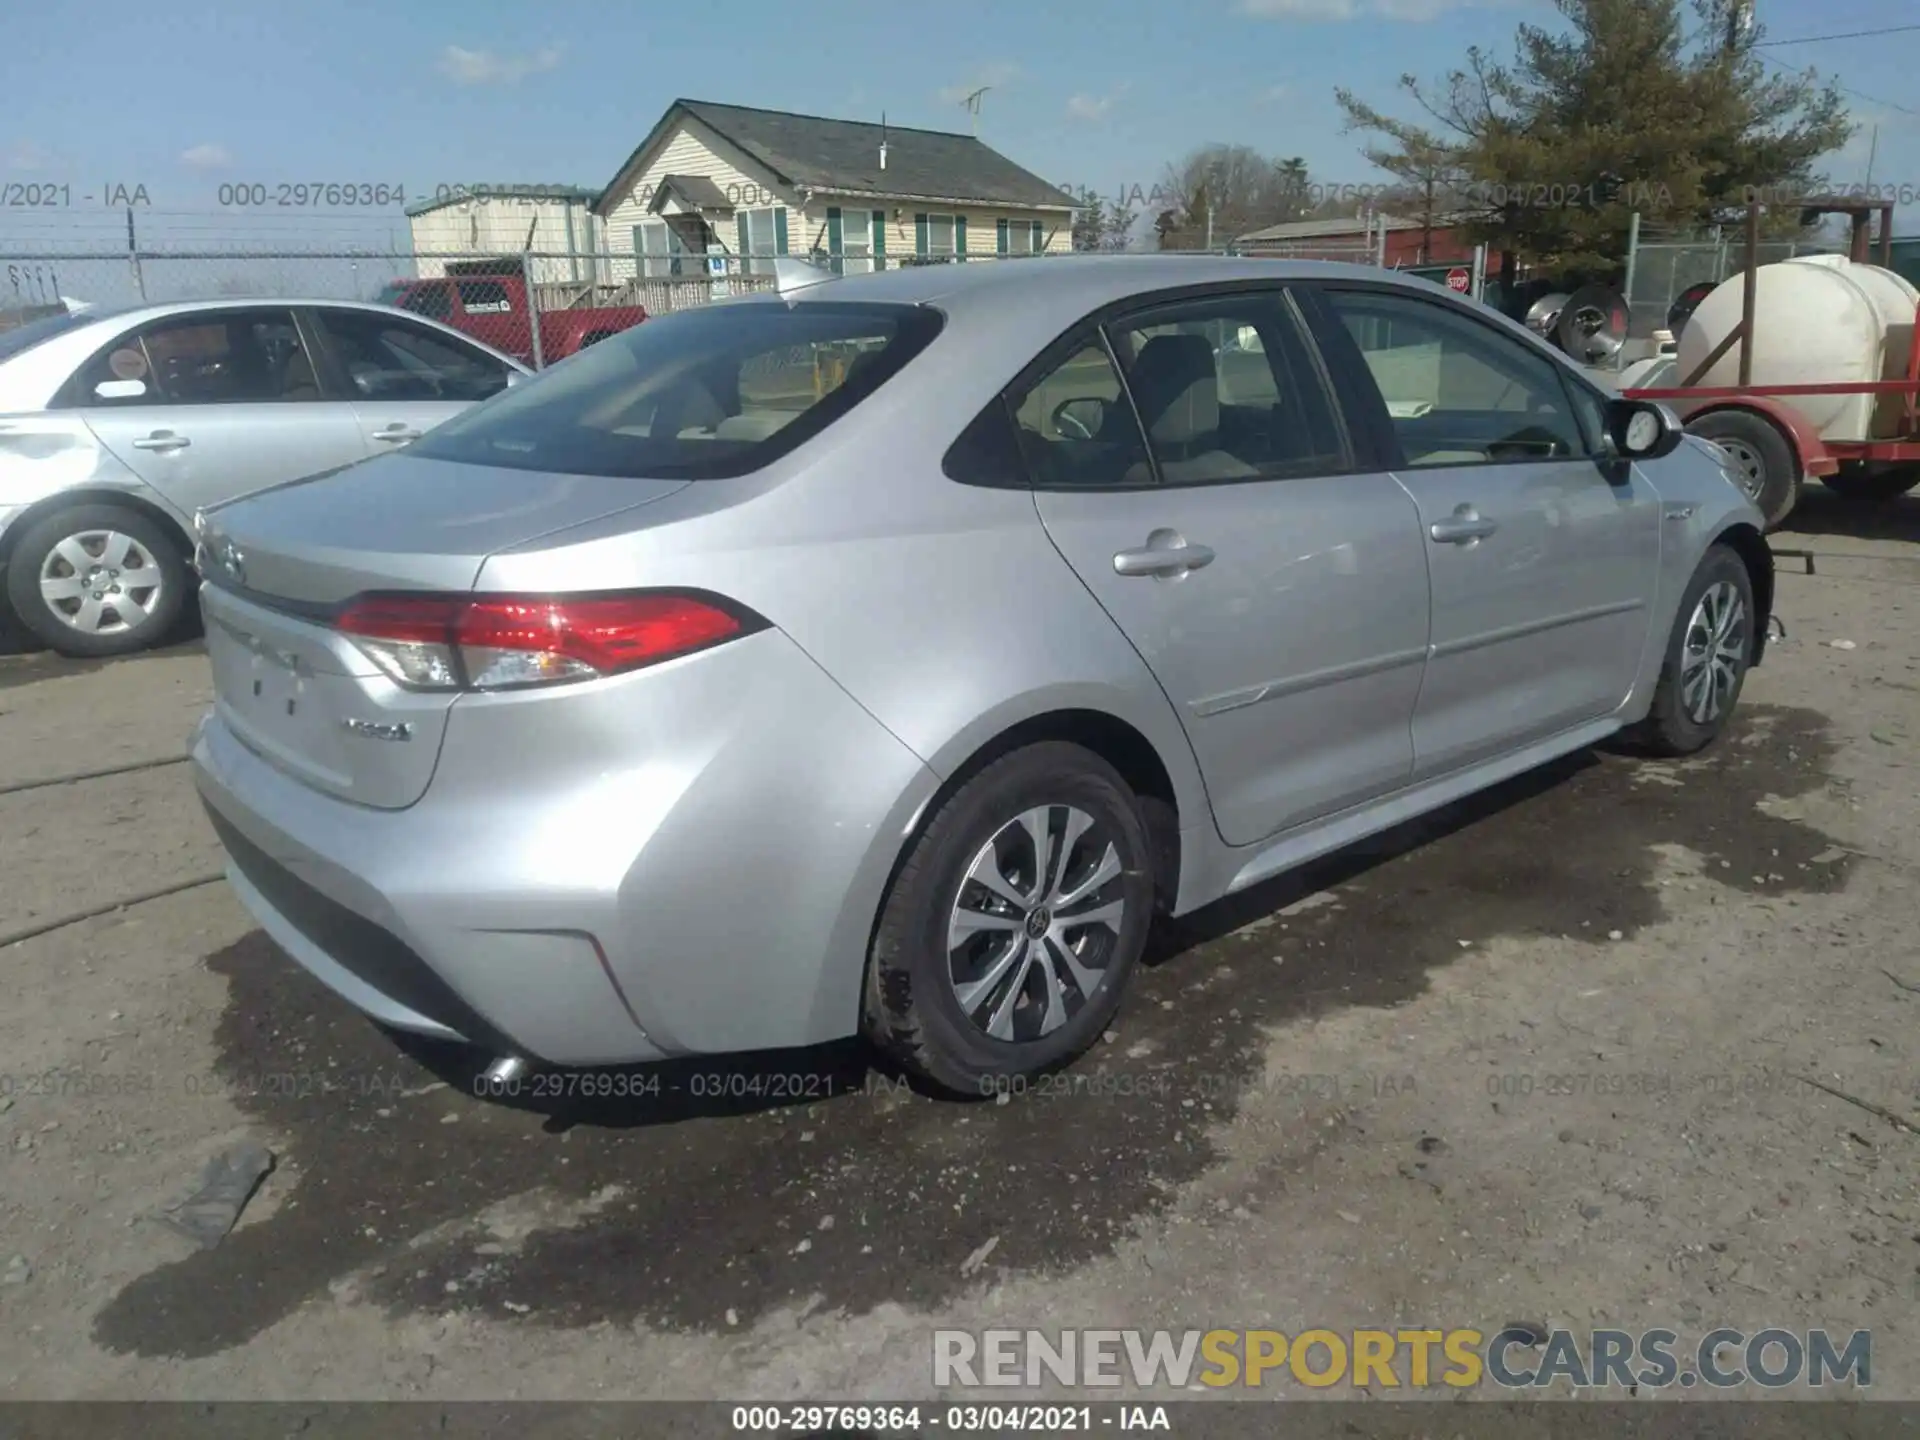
[1620,198,1920,523]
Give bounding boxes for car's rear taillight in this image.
[335,591,763,692]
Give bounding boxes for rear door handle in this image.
[1113,538,1215,577]
[1429,505,1499,545]
[372,424,423,443]
[130,431,190,453]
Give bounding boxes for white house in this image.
[592,99,1079,283]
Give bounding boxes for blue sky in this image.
[1,0,1914,249]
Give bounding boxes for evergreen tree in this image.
[1335,0,1851,279]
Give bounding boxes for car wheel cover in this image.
[1681,580,1747,725]
[38,529,166,635]
[946,804,1127,1043]
[1716,438,1766,502]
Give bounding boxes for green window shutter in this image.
[873,210,887,267]
[826,207,843,251]
[1032,221,1045,253]
[915,213,929,256]
[735,213,749,256]
[774,207,789,254]
[954,214,967,261]
[633,224,645,254]
[996,218,1009,255]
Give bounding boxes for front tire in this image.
[3,503,187,658]
[863,742,1155,1097]
[1627,544,1756,757]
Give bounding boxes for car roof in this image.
[57,296,444,325]
[780,253,1438,312]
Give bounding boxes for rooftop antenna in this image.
[879,111,888,171]
[961,86,991,135]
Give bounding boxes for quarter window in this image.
[1009,340,1152,489]
[1322,290,1591,467]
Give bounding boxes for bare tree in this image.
[1156,145,1322,249]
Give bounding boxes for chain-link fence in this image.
[1,246,1055,366]
[0,209,1405,366]
[1233,238,1385,264]
[1623,225,1824,340]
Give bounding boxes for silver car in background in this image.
[190,256,1773,1096]
[0,299,527,656]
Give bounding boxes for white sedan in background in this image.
[0,299,526,657]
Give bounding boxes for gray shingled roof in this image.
[596,100,1077,216]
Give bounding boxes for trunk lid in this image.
[197,453,690,809]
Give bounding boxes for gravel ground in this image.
[0,486,1917,1404]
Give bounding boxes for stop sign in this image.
[1445,267,1471,293]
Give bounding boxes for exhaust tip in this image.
[482,1055,530,1086]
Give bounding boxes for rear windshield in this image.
[409,299,943,479]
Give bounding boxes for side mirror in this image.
[94,378,147,401]
[1606,397,1684,460]
[1051,395,1108,441]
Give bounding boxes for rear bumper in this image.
[190,627,942,1067]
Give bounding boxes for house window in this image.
[735,207,789,276]
[914,213,967,264]
[634,221,690,279]
[827,207,877,276]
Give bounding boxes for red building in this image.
[1234,214,1497,271]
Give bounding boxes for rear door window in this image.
[62,308,320,407]
[410,300,943,478]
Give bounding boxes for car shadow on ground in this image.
[94,705,1855,1358]
[380,749,1603,1135]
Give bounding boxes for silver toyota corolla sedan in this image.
[189,256,1772,1095]
[0,299,527,657]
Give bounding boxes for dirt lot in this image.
[1,488,1918,1405]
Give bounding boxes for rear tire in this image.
[3,503,187,658]
[1688,410,1800,528]
[863,742,1155,1097]
[1626,544,1756,758]
[1822,462,1920,505]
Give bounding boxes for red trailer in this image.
[1624,199,1920,529]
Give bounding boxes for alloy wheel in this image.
[1680,580,1748,725]
[946,804,1129,1043]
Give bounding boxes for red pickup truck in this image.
[374,258,646,367]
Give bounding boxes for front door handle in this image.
[1429,505,1499,545]
[1113,534,1215,578]
[372,424,423,444]
[130,431,190,453]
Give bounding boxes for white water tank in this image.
[1677,254,1918,442]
